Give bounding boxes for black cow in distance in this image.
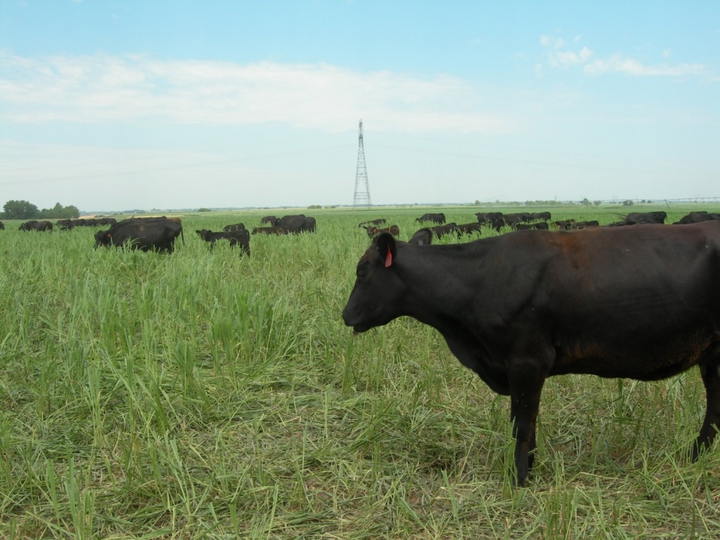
[94,217,184,253]
[415,213,445,225]
[196,228,250,256]
[19,220,53,231]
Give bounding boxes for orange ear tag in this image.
[385,247,393,268]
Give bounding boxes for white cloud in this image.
[550,46,593,68]
[540,35,565,49]
[539,35,708,78]
[583,55,706,76]
[0,51,515,134]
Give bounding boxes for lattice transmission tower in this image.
[352,120,372,207]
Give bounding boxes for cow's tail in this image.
[180,226,185,245]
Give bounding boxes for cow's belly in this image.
[550,326,714,380]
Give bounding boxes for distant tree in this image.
[622,199,634,207]
[39,202,80,219]
[581,198,591,207]
[3,200,39,219]
[197,208,212,212]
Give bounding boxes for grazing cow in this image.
[622,211,667,225]
[455,222,483,237]
[490,212,532,231]
[56,219,75,230]
[196,228,250,256]
[260,215,279,226]
[415,213,446,225]
[342,222,720,486]
[19,220,53,231]
[476,212,504,225]
[553,219,576,230]
[569,220,599,230]
[516,222,550,231]
[252,226,286,235]
[94,217,184,253]
[223,223,246,233]
[676,211,720,224]
[365,225,400,238]
[529,212,552,221]
[358,218,387,228]
[429,222,458,239]
[279,214,316,233]
[72,218,97,227]
[0,221,4,230]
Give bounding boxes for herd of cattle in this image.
[5,207,720,486]
[3,210,720,257]
[358,209,720,242]
[0,214,319,256]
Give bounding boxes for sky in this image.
[0,1,718,213]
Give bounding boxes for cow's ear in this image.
[409,228,433,246]
[375,233,397,268]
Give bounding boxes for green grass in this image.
[0,205,719,538]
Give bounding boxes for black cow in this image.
[0,221,4,230]
[490,212,532,231]
[529,212,552,221]
[455,222,483,237]
[223,223,245,233]
[415,213,446,224]
[623,211,667,225]
[429,222,458,239]
[196,228,250,256]
[94,217,184,253]
[359,218,387,228]
[19,220,53,231]
[476,212,504,225]
[342,222,720,486]
[252,226,286,235]
[676,211,720,224]
[56,219,75,230]
[516,222,550,230]
[260,215,279,226]
[553,219,576,230]
[569,220,599,230]
[278,215,316,233]
[72,218,97,227]
[365,225,400,237]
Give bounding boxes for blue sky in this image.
[1,1,718,212]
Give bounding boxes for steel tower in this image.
[352,120,372,207]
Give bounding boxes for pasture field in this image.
[1,204,719,538]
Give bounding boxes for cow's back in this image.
[477,222,720,379]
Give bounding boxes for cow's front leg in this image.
[509,366,546,487]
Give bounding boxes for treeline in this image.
[1,200,80,220]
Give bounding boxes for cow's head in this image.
[343,233,402,333]
[93,229,112,249]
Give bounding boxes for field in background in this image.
[1,204,719,538]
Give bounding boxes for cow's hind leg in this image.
[693,354,720,461]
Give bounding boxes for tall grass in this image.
[0,205,718,538]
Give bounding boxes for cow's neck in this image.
[396,243,486,326]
